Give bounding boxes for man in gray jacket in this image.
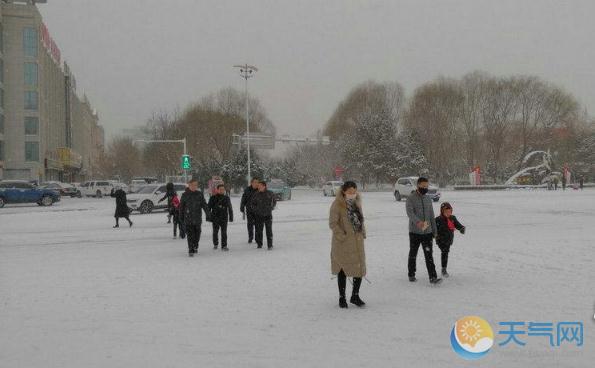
[405,177,441,284]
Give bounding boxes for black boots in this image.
[339,297,348,308]
[350,277,365,307]
[337,271,365,308]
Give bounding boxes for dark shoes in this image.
[213,244,218,250]
[221,246,229,252]
[350,295,366,307]
[339,297,348,309]
[256,244,263,249]
[267,245,273,250]
[129,222,133,227]
[430,277,443,285]
[113,225,119,228]
[441,268,449,278]
[409,276,417,282]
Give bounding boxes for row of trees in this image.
[321,72,594,186]
[95,72,595,188]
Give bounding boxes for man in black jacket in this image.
[208,184,233,251]
[179,179,211,256]
[249,180,277,250]
[240,177,260,244]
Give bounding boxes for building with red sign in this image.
[0,0,104,182]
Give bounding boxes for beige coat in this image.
[329,191,367,277]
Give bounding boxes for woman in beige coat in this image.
[329,181,366,308]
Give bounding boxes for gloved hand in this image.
[460,227,466,234]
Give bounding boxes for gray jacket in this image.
[405,191,437,235]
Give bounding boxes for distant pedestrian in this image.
[171,192,185,239]
[249,180,276,250]
[562,174,567,191]
[405,177,441,284]
[110,186,132,228]
[435,202,465,278]
[329,181,366,308]
[553,176,559,190]
[158,182,176,224]
[208,184,234,251]
[240,178,260,244]
[179,179,211,257]
[579,176,584,190]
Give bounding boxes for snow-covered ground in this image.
[1,189,594,367]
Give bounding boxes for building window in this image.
[24,62,38,87]
[23,27,38,58]
[25,141,39,162]
[24,91,38,110]
[25,117,39,135]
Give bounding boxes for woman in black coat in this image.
[110,186,133,228]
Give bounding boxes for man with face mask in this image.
[405,177,441,284]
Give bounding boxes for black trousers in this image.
[437,242,451,269]
[173,214,185,238]
[246,211,256,242]
[212,220,228,247]
[408,233,438,280]
[254,215,273,247]
[185,223,202,252]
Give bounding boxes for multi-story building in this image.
[0,0,104,182]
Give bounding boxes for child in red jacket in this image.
[435,202,465,278]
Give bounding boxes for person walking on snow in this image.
[171,192,185,239]
[249,180,276,250]
[208,184,234,251]
[329,181,367,308]
[405,177,441,284]
[179,179,211,257]
[158,182,176,224]
[240,177,260,244]
[435,202,465,278]
[110,186,132,228]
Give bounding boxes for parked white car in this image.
[127,183,187,214]
[323,181,344,197]
[81,180,114,198]
[393,176,441,202]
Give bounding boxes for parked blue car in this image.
[0,180,61,208]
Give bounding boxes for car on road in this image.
[40,181,82,198]
[323,181,344,197]
[393,176,441,202]
[81,180,114,198]
[129,177,158,193]
[268,179,292,201]
[127,183,187,214]
[0,180,61,208]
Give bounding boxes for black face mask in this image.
[418,187,428,195]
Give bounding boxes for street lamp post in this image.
[133,138,188,182]
[233,64,258,186]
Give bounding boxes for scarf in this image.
[346,199,363,233]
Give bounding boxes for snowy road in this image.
[1,189,594,367]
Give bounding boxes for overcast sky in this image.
[39,0,595,138]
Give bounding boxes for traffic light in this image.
[181,154,191,170]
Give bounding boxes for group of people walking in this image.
[329,177,465,309]
[112,177,277,257]
[112,175,467,309]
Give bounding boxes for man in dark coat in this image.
[208,184,234,251]
[179,179,211,256]
[110,186,132,228]
[435,202,465,278]
[405,177,440,284]
[249,180,277,250]
[240,177,260,244]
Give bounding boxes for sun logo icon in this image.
[450,316,494,360]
